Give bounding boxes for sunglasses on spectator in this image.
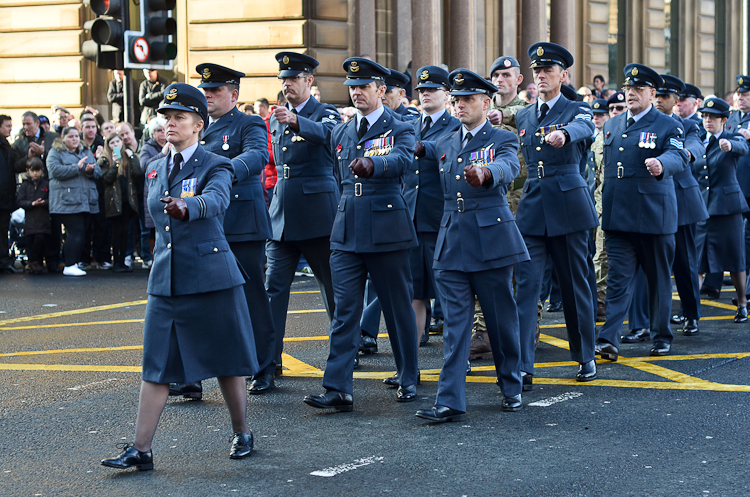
[609,105,626,112]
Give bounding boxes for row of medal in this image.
[469,148,495,168]
[364,136,394,157]
[638,132,657,149]
[539,123,569,143]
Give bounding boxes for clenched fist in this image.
[349,157,374,178]
[463,165,492,187]
[160,196,189,221]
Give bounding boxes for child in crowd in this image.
[16,157,56,274]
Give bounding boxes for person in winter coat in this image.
[16,157,56,274]
[46,126,100,276]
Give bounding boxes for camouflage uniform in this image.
[591,131,608,306]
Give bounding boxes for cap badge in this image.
[282,55,290,65]
[455,73,464,85]
[631,68,639,76]
[420,70,429,81]
[594,103,600,109]
[536,46,544,56]
[350,61,359,73]
[740,77,744,85]
[707,100,714,107]
[166,88,178,101]
[202,68,211,80]
[618,93,625,101]
[504,59,511,68]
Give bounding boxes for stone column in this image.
[353,0,376,57]
[520,0,547,83]
[411,0,442,80]
[448,0,474,69]
[391,0,412,72]
[550,0,576,84]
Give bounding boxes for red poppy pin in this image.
[605,131,610,138]
[440,154,446,162]
[43,187,48,192]
[519,129,526,137]
[336,144,343,153]
[147,170,157,179]
[727,125,732,129]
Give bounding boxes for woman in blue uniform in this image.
[695,97,750,322]
[101,83,258,471]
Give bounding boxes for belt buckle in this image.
[457,198,465,213]
[537,165,545,178]
[355,182,363,197]
[283,165,290,179]
[617,165,624,179]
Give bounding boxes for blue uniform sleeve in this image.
[297,104,341,146]
[683,119,704,163]
[231,117,269,184]
[565,104,596,144]
[484,131,520,189]
[656,120,689,179]
[184,157,233,221]
[729,135,750,156]
[371,125,415,178]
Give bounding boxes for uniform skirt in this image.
[141,286,259,384]
[409,231,438,300]
[699,213,746,273]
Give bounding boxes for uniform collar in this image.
[626,104,653,123]
[423,108,445,125]
[461,119,486,141]
[538,92,562,113]
[289,97,311,114]
[357,105,385,130]
[170,141,199,168]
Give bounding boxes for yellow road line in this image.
[279,352,321,375]
[0,300,147,326]
[700,299,739,311]
[624,360,714,384]
[0,363,142,372]
[0,319,145,331]
[0,345,143,358]
[290,291,322,294]
[538,334,571,350]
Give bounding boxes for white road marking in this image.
[310,456,384,477]
[528,392,583,407]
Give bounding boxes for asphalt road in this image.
[1,267,749,497]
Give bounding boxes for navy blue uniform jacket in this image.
[515,97,598,236]
[601,106,688,234]
[694,131,749,215]
[329,108,417,252]
[670,113,708,226]
[146,145,245,296]
[269,97,341,241]
[725,110,750,197]
[201,109,270,242]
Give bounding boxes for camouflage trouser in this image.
[594,223,608,305]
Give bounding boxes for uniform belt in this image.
[526,163,580,179]
[603,166,656,179]
[445,196,506,213]
[342,183,401,197]
[278,165,332,179]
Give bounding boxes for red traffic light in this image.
[88,0,122,15]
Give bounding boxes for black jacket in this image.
[16,177,51,235]
[0,136,13,210]
[107,79,125,122]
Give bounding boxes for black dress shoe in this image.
[621,328,649,343]
[384,371,420,387]
[353,356,359,369]
[303,390,353,412]
[545,301,563,312]
[359,335,378,354]
[598,343,619,361]
[576,360,597,382]
[419,331,429,347]
[415,405,466,423]
[700,286,721,299]
[670,313,685,325]
[501,395,523,412]
[101,443,153,471]
[521,372,533,392]
[682,318,699,335]
[248,373,274,395]
[429,317,443,335]
[650,342,671,356]
[735,305,748,323]
[168,381,202,400]
[396,384,417,402]
[229,431,253,459]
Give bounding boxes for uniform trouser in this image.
[598,231,675,348]
[322,249,418,395]
[265,236,335,365]
[628,268,650,330]
[673,222,701,319]
[540,257,562,305]
[230,240,276,376]
[360,277,382,338]
[516,230,596,375]
[434,266,522,412]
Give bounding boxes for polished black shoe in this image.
[620,328,649,343]
[229,431,253,459]
[735,305,748,323]
[383,371,420,387]
[650,342,671,356]
[248,373,274,395]
[545,301,563,312]
[501,395,523,412]
[419,331,429,347]
[415,405,466,423]
[303,390,353,412]
[168,381,202,400]
[521,372,533,392]
[101,443,153,471]
[353,356,359,369]
[700,286,721,299]
[359,335,378,354]
[598,343,619,361]
[429,317,443,335]
[576,360,597,382]
[682,318,699,335]
[396,384,417,402]
[670,313,685,325]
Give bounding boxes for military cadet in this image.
[514,42,598,388]
[265,52,341,378]
[724,75,750,302]
[413,69,529,422]
[695,97,749,322]
[303,58,419,411]
[470,56,530,361]
[589,98,610,321]
[383,69,420,121]
[186,63,275,396]
[101,84,257,470]
[597,64,688,361]
[676,84,704,128]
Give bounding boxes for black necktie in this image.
[422,116,432,135]
[358,118,368,139]
[292,108,298,115]
[168,152,183,184]
[708,135,717,148]
[539,103,549,121]
[627,117,636,128]
[463,132,473,148]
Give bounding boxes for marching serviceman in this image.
[303,58,419,411]
[514,42,598,388]
[384,69,420,121]
[101,84,258,470]
[265,52,341,375]
[597,64,688,361]
[414,69,529,422]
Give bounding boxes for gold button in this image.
[415,156,419,160]
[536,147,541,151]
[164,191,169,195]
[415,185,419,189]
[200,140,205,145]
[497,218,501,222]
[357,145,362,150]
[387,204,392,208]
[535,132,540,137]
[354,175,359,179]
[707,186,710,190]
[235,194,239,198]
[458,158,463,163]
[705,176,708,179]
[213,247,218,252]
[440,168,444,172]
[165,226,169,232]
[538,161,543,166]
[415,170,419,175]
[455,175,461,180]
[622,134,627,138]
[167,243,171,249]
[619,147,624,152]
[617,162,622,166]
[285,130,289,135]
[703,166,707,169]
[457,192,462,197]
[338,156,341,160]
[282,147,287,152]
[703,155,707,158]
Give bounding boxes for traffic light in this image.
[124,0,177,70]
[82,0,125,70]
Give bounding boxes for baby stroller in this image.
[9,208,28,269]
